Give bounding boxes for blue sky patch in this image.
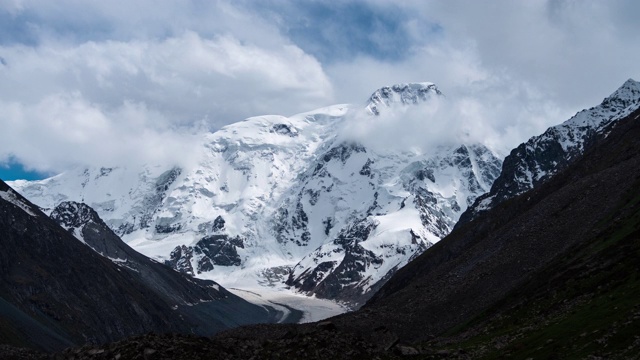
[252,1,440,63]
[0,159,50,181]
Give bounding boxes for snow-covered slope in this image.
[281,142,500,304]
[460,78,640,225]
[10,83,502,307]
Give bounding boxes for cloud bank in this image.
[340,82,565,158]
[0,2,332,172]
[0,0,639,175]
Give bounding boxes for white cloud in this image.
[0,30,332,172]
[0,93,200,172]
[324,0,640,152]
[339,98,466,155]
[1,0,639,175]
[338,78,566,157]
[0,31,331,124]
[400,0,640,107]
[327,43,570,154]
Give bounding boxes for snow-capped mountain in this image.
[10,82,502,306]
[459,78,640,226]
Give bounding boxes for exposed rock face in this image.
[167,245,195,275]
[51,201,131,260]
[282,142,500,305]
[459,78,640,226]
[212,215,225,232]
[167,234,245,275]
[272,123,299,137]
[286,218,391,303]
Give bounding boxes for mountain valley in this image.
[2,79,640,359]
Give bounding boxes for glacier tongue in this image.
[9,82,502,308]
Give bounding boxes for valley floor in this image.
[226,284,350,324]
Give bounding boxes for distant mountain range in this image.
[9,79,639,359]
[9,79,640,309]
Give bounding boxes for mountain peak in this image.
[560,77,640,129]
[608,78,640,103]
[622,77,639,88]
[366,82,442,115]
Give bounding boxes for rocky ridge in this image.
[459,78,640,225]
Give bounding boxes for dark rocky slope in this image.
[20,102,640,360]
[421,107,640,359]
[0,183,280,352]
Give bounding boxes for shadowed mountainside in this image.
[0,182,282,352]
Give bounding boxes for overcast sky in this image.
[1,0,639,179]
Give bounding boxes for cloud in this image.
[339,97,466,154]
[325,41,569,154]
[398,0,640,108]
[0,93,200,172]
[1,0,639,176]
[321,0,640,151]
[0,31,331,125]
[0,29,331,172]
[338,78,566,157]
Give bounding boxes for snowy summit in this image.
[10,82,502,308]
